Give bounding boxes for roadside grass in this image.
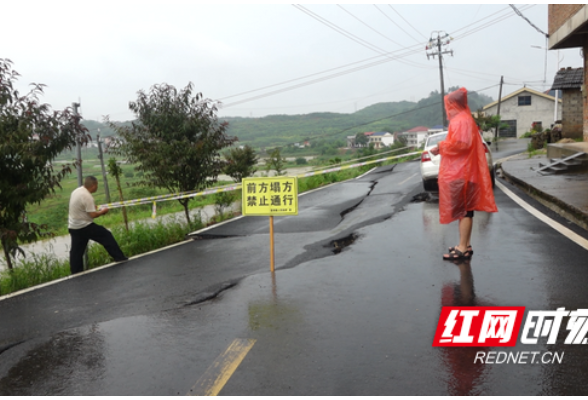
[0,218,202,296]
[0,254,70,296]
[1,151,419,297]
[27,158,233,236]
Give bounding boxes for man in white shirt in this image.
[68,176,127,274]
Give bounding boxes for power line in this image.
[225,73,426,112]
[509,4,548,37]
[451,5,513,36]
[387,5,428,41]
[222,47,424,108]
[219,5,534,111]
[452,4,534,40]
[337,4,405,48]
[249,84,500,150]
[293,5,392,57]
[293,4,434,72]
[372,4,422,44]
[219,53,393,101]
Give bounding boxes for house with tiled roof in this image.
[402,126,429,147]
[482,87,561,138]
[551,67,583,138]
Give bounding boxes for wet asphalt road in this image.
[2,140,588,395]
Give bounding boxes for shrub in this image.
[0,218,204,296]
[213,191,238,219]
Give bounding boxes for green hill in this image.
[80,87,492,150]
[222,87,492,148]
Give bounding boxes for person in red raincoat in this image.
[430,88,497,260]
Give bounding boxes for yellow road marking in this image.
[187,338,256,396]
[398,173,417,186]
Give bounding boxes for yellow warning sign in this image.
[242,177,298,216]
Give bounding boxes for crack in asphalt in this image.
[188,233,244,241]
[280,182,423,270]
[340,181,377,219]
[182,279,240,307]
[0,341,25,357]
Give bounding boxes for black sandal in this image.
[443,249,473,261]
[448,245,473,255]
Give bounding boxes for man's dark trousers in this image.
[69,223,126,274]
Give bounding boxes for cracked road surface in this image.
[0,163,414,350]
[3,142,588,395]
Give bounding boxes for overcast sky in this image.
[3,2,583,122]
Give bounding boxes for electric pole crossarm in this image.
[426,31,454,128]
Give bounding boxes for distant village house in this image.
[347,132,394,148]
[482,87,561,138]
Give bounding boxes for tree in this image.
[223,145,258,182]
[109,82,237,225]
[265,148,287,176]
[0,59,88,270]
[107,158,129,232]
[355,132,368,147]
[473,110,509,139]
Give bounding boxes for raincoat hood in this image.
[444,87,471,121]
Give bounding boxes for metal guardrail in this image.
[99,150,422,210]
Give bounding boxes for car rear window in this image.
[426,134,447,147]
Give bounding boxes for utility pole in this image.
[426,31,453,127]
[73,102,82,187]
[96,129,111,203]
[495,76,504,141]
[554,50,563,125]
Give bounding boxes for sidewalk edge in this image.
[499,162,588,231]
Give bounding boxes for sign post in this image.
[269,216,275,272]
[242,176,298,273]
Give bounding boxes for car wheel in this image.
[423,179,434,192]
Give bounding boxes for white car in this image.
[420,131,495,192]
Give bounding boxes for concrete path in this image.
[0,202,240,271]
[500,152,588,230]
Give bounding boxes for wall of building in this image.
[585,36,588,142]
[562,90,583,138]
[549,5,585,35]
[381,136,394,147]
[485,94,561,138]
[405,132,428,147]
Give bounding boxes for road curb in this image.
[499,162,588,231]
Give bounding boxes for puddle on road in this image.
[326,233,358,254]
[411,192,438,203]
[0,325,106,396]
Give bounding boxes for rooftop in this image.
[406,126,429,133]
[551,67,583,90]
[483,87,560,110]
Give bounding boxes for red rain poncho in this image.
[438,88,498,224]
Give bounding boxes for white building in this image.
[369,132,395,149]
[402,126,429,147]
[428,125,446,135]
[482,87,562,138]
